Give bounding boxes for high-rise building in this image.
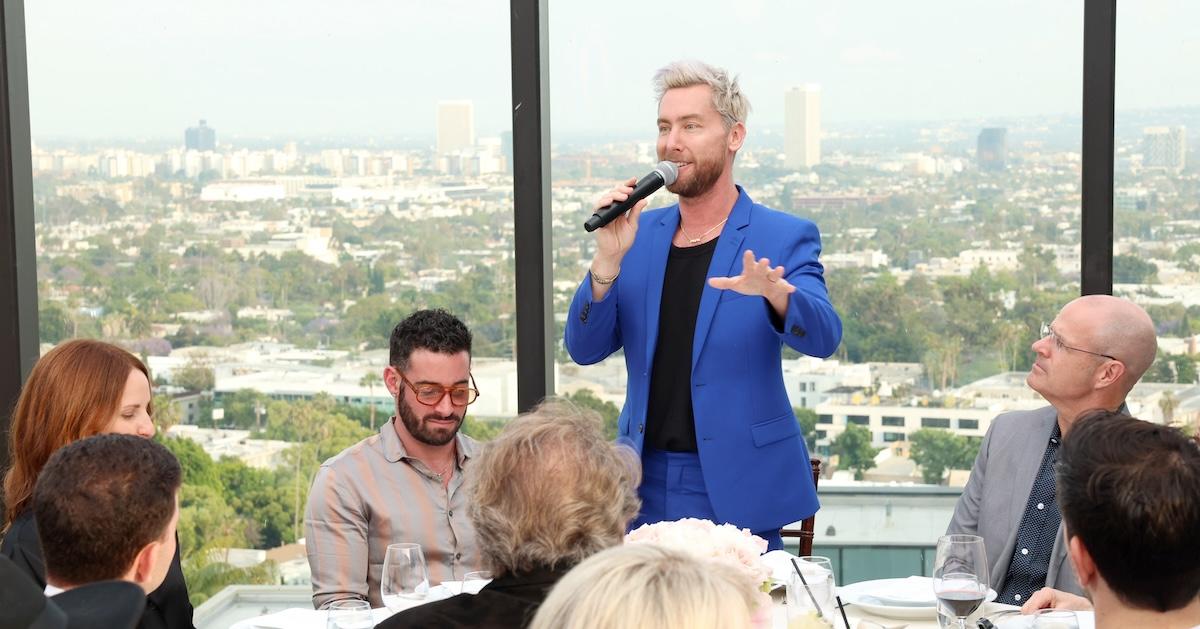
[185,120,216,151]
[437,101,475,155]
[785,86,821,169]
[500,130,513,163]
[1143,126,1187,172]
[977,128,1007,172]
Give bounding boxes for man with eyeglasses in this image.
[305,309,486,609]
[947,295,1157,606]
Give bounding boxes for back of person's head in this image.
[467,398,641,575]
[4,339,153,526]
[529,543,760,629]
[33,434,182,593]
[1057,410,1200,612]
[388,309,473,369]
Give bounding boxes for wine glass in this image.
[1033,609,1079,629]
[786,556,837,629]
[325,599,372,629]
[933,534,990,629]
[461,570,493,595]
[380,542,429,612]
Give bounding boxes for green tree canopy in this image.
[794,407,818,451]
[262,396,372,454]
[1113,254,1159,284]
[159,434,221,489]
[564,389,620,440]
[831,424,881,480]
[219,389,273,430]
[909,428,980,485]
[38,301,75,344]
[174,362,215,393]
[1144,352,1199,385]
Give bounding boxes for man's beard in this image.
[665,153,724,198]
[397,395,463,446]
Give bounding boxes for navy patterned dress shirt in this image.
[998,423,1063,604]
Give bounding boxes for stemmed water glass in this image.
[933,534,989,629]
[380,542,429,612]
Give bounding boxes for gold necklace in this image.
[431,457,454,480]
[678,217,728,244]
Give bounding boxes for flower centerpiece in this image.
[625,517,771,587]
[625,517,775,625]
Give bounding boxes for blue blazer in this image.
[565,187,842,532]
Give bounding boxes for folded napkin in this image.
[761,550,833,585]
[865,576,937,607]
[431,578,491,597]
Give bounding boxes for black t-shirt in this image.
[645,238,718,452]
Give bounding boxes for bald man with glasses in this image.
[305,309,486,609]
[947,295,1157,606]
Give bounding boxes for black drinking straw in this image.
[836,595,852,629]
[790,558,828,620]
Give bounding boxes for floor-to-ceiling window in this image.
[1113,0,1200,430]
[21,0,515,610]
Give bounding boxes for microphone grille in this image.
[655,160,679,186]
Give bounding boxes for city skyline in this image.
[21,0,1200,139]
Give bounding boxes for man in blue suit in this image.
[564,60,842,550]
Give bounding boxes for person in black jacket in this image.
[377,399,642,629]
[1,339,195,629]
[33,436,181,602]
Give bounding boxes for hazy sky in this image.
[21,0,1200,141]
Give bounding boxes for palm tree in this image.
[360,371,384,428]
[1159,391,1179,425]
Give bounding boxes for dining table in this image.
[226,586,1090,629]
[229,549,1093,629]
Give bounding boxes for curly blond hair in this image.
[466,398,641,575]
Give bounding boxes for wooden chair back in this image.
[780,457,822,556]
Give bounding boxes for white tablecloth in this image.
[228,584,1091,629]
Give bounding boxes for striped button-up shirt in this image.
[305,418,483,609]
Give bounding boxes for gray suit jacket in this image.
[946,406,1083,596]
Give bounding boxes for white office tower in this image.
[437,101,476,156]
[1142,126,1187,172]
[785,85,821,169]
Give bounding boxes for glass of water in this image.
[381,542,429,611]
[786,556,837,629]
[1033,609,1080,629]
[461,570,492,594]
[326,599,372,629]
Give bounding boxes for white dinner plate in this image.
[839,577,997,620]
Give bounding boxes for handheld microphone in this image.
[583,161,679,232]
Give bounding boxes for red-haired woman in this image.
[2,339,194,629]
